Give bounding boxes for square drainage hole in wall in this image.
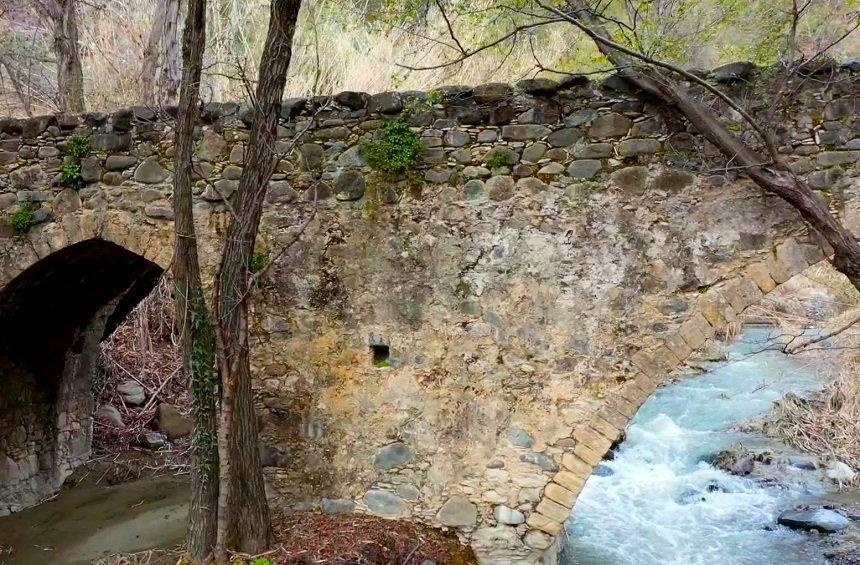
[371,344,390,367]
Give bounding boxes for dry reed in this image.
[759,367,860,483]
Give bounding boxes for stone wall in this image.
[0,65,858,561]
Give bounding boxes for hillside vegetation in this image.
[1,0,857,116]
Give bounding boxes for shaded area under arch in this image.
[0,239,163,515]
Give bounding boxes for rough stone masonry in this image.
[0,61,858,563]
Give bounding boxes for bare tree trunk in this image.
[141,0,182,107]
[212,0,302,559]
[161,0,182,106]
[172,0,219,561]
[35,0,85,112]
[559,0,860,290]
[0,56,34,116]
[140,0,167,106]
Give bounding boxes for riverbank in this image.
[0,469,477,565]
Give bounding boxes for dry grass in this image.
[744,261,860,483]
[4,0,858,116]
[1,0,582,115]
[93,548,180,565]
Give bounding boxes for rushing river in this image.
[563,326,846,565]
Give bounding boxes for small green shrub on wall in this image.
[8,203,36,236]
[485,150,508,169]
[65,134,91,158]
[249,251,268,274]
[361,118,421,176]
[59,163,85,189]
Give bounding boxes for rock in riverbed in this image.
[95,404,125,428]
[138,432,168,449]
[778,507,850,533]
[117,379,146,405]
[712,449,754,475]
[156,403,193,439]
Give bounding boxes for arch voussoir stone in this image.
[522,234,823,557]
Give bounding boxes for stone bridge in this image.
[0,67,857,562]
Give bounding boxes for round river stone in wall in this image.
[364,489,409,519]
[567,159,602,179]
[373,441,412,469]
[493,504,525,525]
[506,425,534,448]
[134,156,169,184]
[334,170,365,201]
[436,495,478,527]
[105,155,138,171]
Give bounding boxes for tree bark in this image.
[161,0,182,106]
[35,0,85,112]
[171,0,219,561]
[140,0,166,107]
[141,0,182,107]
[212,0,302,558]
[561,0,860,290]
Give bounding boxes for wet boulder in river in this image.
[712,449,754,475]
[778,507,849,533]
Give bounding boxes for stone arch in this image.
[0,237,164,515]
[521,235,825,556]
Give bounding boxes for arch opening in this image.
[0,239,163,515]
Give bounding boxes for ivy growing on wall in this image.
[65,134,91,159]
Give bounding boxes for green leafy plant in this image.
[361,118,421,176]
[250,251,268,274]
[485,150,508,169]
[8,203,36,236]
[231,558,271,565]
[59,163,85,189]
[65,134,91,158]
[426,89,443,105]
[373,358,391,368]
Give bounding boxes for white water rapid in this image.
[564,326,842,565]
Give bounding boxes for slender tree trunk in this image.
[563,0,860,290]
[53,0,85,112]
[140,0,165,107]
[161,0,182,106]
[172,0,219,561]
[0,57,34,116]
[141,0,182,107]
[212,0,302,559]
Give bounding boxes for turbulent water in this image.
[563,326,840,565]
